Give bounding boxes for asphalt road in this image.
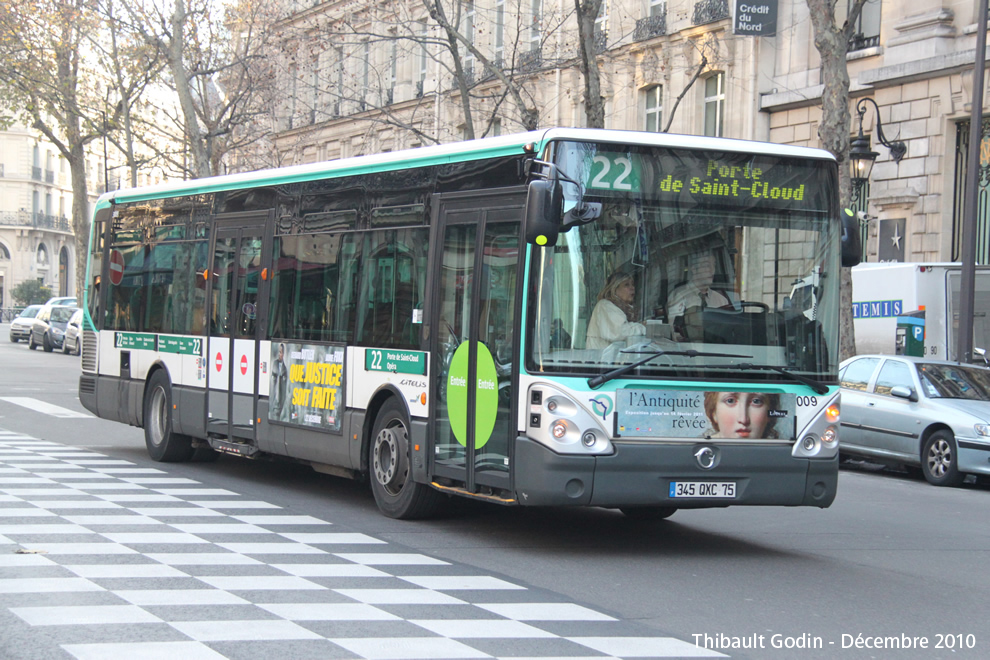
[2,325,989,660]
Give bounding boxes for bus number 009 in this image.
[796,396,818,407]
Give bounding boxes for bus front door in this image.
[431,193,524,497]
[206,213,272,442]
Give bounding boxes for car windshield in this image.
[527,140,840,382]
[917,363,990,400]
[18,307,41,319]
[50,307,75,323]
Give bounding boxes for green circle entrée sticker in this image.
[447,342,499,448]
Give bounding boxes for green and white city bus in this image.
[78,128,860,519]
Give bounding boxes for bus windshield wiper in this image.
[587,349,752,389]
[704,362,830,395]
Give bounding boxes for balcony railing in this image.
[693,0,729,25]
[32,166,42,181]
[593,26,607,54]
[519,48,542,72]
[634,11,668,41]
[0,210,72,233]
[849,33,880,52]
[45,169,55,184]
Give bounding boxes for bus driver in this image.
[666,252,733,341]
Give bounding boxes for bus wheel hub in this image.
[374,428,400,488]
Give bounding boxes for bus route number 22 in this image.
[588,155,636,192]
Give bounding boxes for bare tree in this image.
[806,0,869,361]
[117,0,280,178]
[270,0,561,153]
[92,0,167,188]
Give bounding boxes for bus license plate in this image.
[669,481,736,498]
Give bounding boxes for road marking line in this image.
[0,398,93,419]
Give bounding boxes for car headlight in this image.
[975,424,990,437]
[52,328,64,336]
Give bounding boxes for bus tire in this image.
[922,430,965,487]
[369,398,443,519]
[143,370,194,462]
[620,507,677,521]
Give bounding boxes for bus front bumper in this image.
[512,436,837,509]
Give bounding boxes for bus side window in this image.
[353,228,427,349]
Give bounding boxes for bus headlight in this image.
[822,426,837,445]
[527,384,614,455]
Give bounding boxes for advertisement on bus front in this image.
[615,390,796,439]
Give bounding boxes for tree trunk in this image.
[806,0,868,362]
[170,0,210,178]
[68,144,90,300]
[575,0,605,128]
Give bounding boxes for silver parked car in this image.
[62,308,84,355]
[9,305,43,342]
[839,354,990,486]
[28,304,76,352]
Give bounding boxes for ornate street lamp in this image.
[849,97,907,201]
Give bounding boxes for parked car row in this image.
[8,297,82,355]
[839,354,990,488]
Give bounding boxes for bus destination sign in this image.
[365,349,427,376]
[587,154,809,205]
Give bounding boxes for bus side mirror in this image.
[841,208,862,267]
[525,178,563,247]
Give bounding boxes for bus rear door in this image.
[206,212,273,442]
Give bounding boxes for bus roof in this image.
[101,128,837,207]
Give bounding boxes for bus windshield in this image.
[528,140,840,382]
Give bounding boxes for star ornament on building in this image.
[891,224,901,249]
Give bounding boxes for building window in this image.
[849,0,881,51]
[530,0,542,51]
[644,85,663,132]
[594,0,608,51]
[494,0,505,64]
[417,22,429,97]
[704,72,725,137]
[463,0,476,78]
[650,0,665,17]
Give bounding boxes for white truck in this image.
[850,262,990,361]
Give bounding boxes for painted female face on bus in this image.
[704,392,774,439]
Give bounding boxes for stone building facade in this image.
[0,122,113,311]
[264,1,988,266]
[763,0,989,265]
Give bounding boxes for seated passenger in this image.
[586,271,646,349]
[667,252,734,341]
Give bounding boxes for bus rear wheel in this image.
[369,398,443,519]
[620,507,677,521]
[143,370,194,462]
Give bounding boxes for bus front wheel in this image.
[143,370,194,462]
[369,398,443,519]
